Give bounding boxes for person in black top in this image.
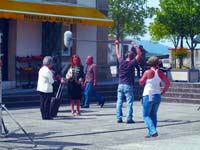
[138,45,147,75]
[115,40,142,123]
[62,54,84,116]
[131,43,147,77]
[51,54,61,96]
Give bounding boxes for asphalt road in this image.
[0,101,200,150]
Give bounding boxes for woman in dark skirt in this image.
[65,54,84,115]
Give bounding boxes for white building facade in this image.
[0,0,113,89]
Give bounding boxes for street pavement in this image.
[0,101,200,150]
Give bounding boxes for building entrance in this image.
[0,19,9,81]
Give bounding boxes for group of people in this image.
[115,40,170,138]
[36,40,170,138]
[37,54,104,119]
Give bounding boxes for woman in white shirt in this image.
[37,56,54,120]
[139,56,170,138]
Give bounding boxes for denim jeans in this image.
[116,84,134,121]
[84,82,103,107]
[142,94,161,136]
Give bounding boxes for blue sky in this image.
[142,0,174,47]
[143,0,200,49]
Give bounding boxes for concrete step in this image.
[162,97,200,104]
[166,87,200,93]
[162,82,200,104]
[3,81,200,108]
[2,83,143,108]
[169,82,200,88]
[164,92,200,99]
[2,91,39,107]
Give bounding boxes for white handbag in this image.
[65,67,72,80]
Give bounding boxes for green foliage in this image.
[149,0,200,46]
[149,0,200,68]
[108,0,155,40]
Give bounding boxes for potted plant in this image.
[171,47,190,69]
[168,47,199,82]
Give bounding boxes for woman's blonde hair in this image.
[147,56,159,67]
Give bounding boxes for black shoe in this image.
[126,120,135,124]
[152,132,158,137]
[43,117,53,120]
[51,114,57,118]
[81,105,89,108]
[145,133,158,138]
[117,119,123,123]
[100,101,104,108]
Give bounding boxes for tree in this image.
[109,0,155,40]
[149,0,200,69]
[108,0,155,76]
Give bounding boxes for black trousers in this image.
[133,61,141,78]
[39,92,52,119]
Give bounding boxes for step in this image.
[3,81,200,108]
[3,100,40,108]
[162,97,200,104]
[169,82,200,88]
[164,92,200,99]
[166,87,200,93]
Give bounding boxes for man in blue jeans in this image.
[115,40,141,123]
[82,56,104,108]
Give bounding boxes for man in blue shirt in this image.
[115,40,141,123]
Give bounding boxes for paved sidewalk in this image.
[0,102,200,150]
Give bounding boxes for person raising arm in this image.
[114,40,142,124]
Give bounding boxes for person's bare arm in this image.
[93,64,97,88]
[158,70,170,95]
[139,70,148,85]
[132,41,142,62]
[115,40,121,59]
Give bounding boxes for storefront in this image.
[0,0,114,89]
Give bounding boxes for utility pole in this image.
[0,32,3,135]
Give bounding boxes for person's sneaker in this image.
[71,111,76,116]
[145,133,158,138]
[117,119,123,123]
[126,120,135,124]
[152,132,158,137]
[76,111,81,116]
[43,117,53,120]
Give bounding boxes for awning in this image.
[0,0,114,27]
[194,34,200,44]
